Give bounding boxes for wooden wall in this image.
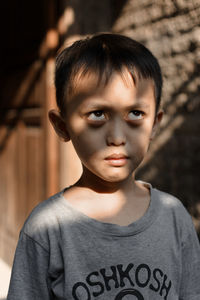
[0,63,59,264]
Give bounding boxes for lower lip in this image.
[105,158,128,167]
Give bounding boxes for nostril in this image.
[106,134,126,146]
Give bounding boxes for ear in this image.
[151,110,164,140]
[48,109,70,142]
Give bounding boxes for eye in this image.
[127,110,144,121]
[87,110,106,121]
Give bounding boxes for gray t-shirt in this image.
[7,184,200,299]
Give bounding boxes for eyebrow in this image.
[128,101,151,109]
[80,99,151,111]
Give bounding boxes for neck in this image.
[75,168,137,195]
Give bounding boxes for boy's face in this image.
[50,71,162,185]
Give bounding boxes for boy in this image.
[8,33,200,299]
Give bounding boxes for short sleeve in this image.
[179,218,200,299]
[7,231,52,300]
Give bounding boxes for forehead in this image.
[66,70,155,112]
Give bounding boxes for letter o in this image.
[115,288,144,300]
[72,282,91,300]
[135,264,151,288]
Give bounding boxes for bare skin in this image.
[49,70,163,226]
[63,179,150,226]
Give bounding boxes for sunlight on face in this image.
[63,70,159,185]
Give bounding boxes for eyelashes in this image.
[87,110,106,121]
[87,110,145,123]
[127,111,145,121]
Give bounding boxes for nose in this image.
[106,118,126,146]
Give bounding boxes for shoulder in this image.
[21,190,66,246]
[153,187,189,216]
[152,187,196,240]
[141,181,185,213]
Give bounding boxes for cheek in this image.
[129,125,152,148]
[68,115,85,136]
[70,128,105,162]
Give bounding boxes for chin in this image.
[99,170,132,183]
[83,163,135,184]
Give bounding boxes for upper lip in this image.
[105,153,129,160]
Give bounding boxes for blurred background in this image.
[0,0,200,297]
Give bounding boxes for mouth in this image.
[105,153,129,167]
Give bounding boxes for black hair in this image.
[55,33,162,115]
